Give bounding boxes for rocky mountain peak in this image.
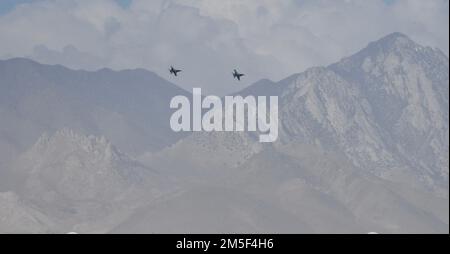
[31,129,122,164]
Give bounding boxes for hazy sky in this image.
[0,0,448,94]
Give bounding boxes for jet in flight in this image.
[169,66,182,76]
[233,69,245,81]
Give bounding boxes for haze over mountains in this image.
[0,33,448,233]
[0,59,189,162]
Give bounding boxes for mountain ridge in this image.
[232,32,449,195]
[0,57,192,166]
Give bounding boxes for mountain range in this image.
[0,32,448,233]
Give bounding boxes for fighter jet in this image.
[169,66,182,76]
[233,69,245,81]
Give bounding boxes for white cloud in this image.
[0,0,448,94]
